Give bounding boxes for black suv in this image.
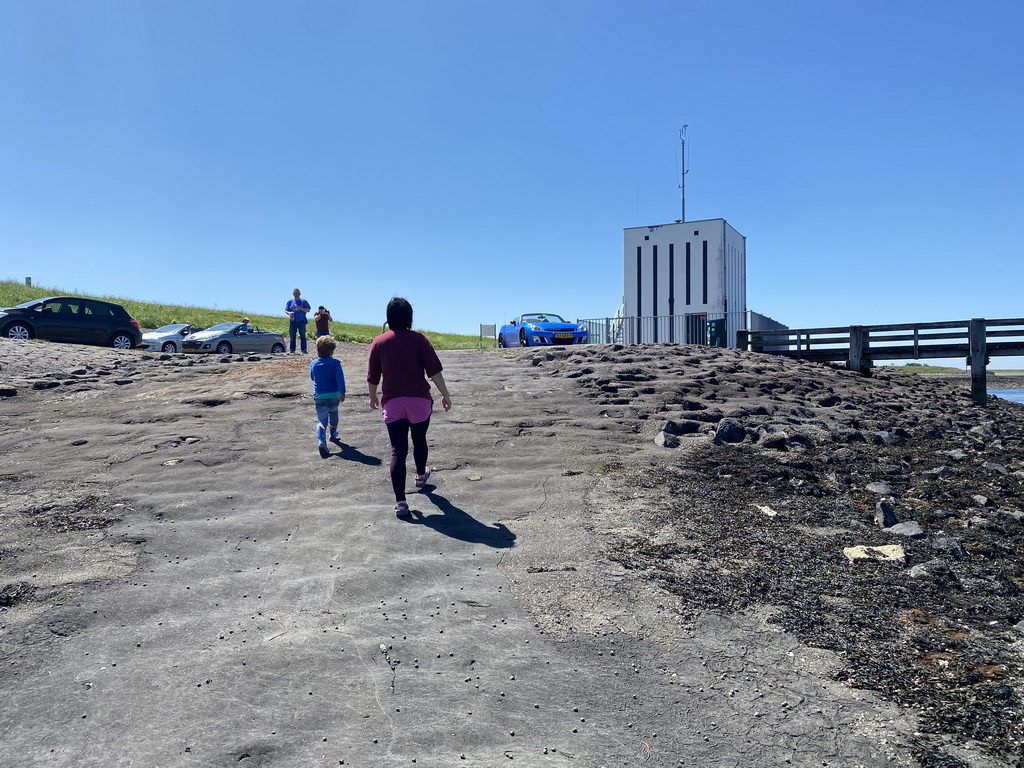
[0,297,142,350]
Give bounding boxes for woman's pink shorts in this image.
[381,396,433,425]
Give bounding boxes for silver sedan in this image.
[181,323,286,355]
[140,324,204,353]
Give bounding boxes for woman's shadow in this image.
[326,440,382,466]
[405,486,515,549]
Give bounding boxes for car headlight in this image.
[577,324,587,332]
[527,324,543,331]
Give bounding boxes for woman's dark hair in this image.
[386,297,413,331]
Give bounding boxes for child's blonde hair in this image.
[316,335,337,357]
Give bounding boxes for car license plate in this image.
[555,333,572,339]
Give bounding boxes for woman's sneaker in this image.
[415,468,432,489]
[394,501,410,517]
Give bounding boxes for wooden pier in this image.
[737,318,1024,406]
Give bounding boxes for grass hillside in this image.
[0,281,494,350]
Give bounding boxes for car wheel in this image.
[111,333,135,349]
[161,341,177,353]
[216,341,232,354]
[519,330,529,347]
[497,334,506,348]
[4,322,33,341]
[271,343,285,353]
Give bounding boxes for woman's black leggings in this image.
[386,417,430,501]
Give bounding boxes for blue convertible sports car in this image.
[498,313,588,348]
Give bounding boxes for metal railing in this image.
[739,317,1024,405]
[578,311,751,347]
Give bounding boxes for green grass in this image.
[0,281,495,350]
[885,363,1024,375]
[885,363,965,374]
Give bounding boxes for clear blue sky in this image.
[2,1,1022,360]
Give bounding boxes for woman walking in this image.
[367,297,452,517]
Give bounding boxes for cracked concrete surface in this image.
[0,338,940,766]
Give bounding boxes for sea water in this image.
[991,389,1024,404]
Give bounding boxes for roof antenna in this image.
[678,125,689,223]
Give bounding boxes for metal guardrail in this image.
[579,311,748,347]
[738,318,1024,406]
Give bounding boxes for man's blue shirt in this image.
[287,298,311,323]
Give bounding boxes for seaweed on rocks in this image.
[547,344,1024,764]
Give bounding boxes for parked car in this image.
[498,313,588,347]
[181,322,286,355]
[140,323,205,353]
[0,296,142,349]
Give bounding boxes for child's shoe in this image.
[318,443,330,459]
[415,468,432,489]
[394,501,410,517]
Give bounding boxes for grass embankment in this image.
[0,281,493,350]
[885,363,1024,376]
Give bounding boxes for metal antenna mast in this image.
[678,125,689,222]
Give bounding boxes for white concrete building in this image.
[622,218,746,346]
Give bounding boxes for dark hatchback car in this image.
[0,297,142,350]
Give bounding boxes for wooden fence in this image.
[737,318,1024,406]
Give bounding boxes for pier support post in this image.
[969,318,988,406]
[736,329,749,351]
[848,326,866,374]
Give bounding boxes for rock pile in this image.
[529,343,1024,765]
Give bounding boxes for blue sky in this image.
[2,1,1022,362]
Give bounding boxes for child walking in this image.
[310,335,346,458]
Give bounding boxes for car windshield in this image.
[153,324,186,333]
[10,299,45,310]
[205,323,239,332]
[523,313,566,323]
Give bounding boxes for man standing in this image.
[285,288,312,353]
[314,306,333,338]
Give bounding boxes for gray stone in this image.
[972,495,995,508]
[999,509,1024,523]
[1014,621,1024,635]
[785,433,815,450]
[662,420,699,436]
[983,462,1009,476]
[969,423,999,439]
[933,536,968,558]
[872,431,902,446]
[936,449,967,462]
[866,482,894,495]
[968,516,1005,533]
[919,466,952,480]
[761,433,787,451]
[885,521,924,538]
[908,559,958,585]
[654,431,680,448]
[712,419,746,445]
[874,501,898,528]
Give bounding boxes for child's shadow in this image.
[327,441,382,466]
[407,488,515,549]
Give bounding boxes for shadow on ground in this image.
[406,488,516,549]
